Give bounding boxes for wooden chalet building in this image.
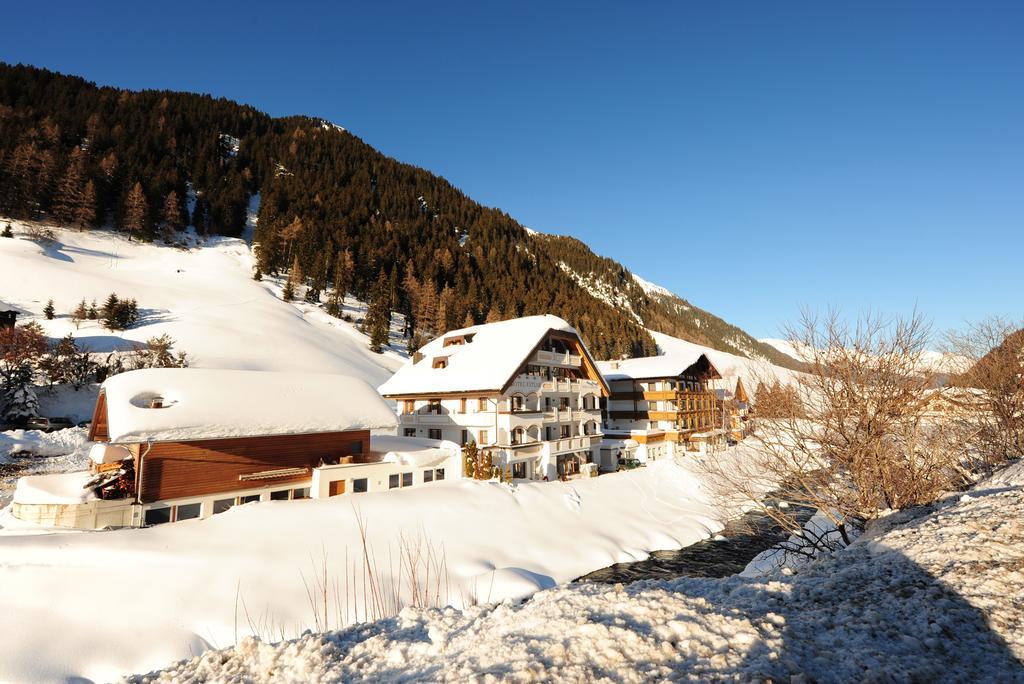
[596,352,723,466]
[379,315,610,481]
[712,376,753,442]
[9,369,466,529]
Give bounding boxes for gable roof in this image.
[96,368,397,444]
[378,315,605,396]
[597,352,721,382]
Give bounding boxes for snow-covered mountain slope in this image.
[0,220,404,386]
[760,337,969,375]
[653,330,800,388]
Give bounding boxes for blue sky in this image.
[3,2,1021,339]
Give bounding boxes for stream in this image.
[576,504,814,583]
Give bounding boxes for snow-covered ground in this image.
[131,461,1024,683]
[0,219,404,384]
[0,454,765,682]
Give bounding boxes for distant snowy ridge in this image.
[631,272,676,299]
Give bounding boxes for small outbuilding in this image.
[11,368,407,529]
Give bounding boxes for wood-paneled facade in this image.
[89,391,371,505]
[137,431,369,503]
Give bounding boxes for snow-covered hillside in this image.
[0,455,762,682]
[655,330,800,388]
[0,219,404,386]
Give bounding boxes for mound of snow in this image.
[0,453,759,681]
[133,462,1024,682]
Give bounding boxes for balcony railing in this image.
[534,350,583,367]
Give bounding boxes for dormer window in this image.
[432,356,449,369]
[442,332,476,347]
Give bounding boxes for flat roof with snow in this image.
[98,368,397,444]
[370,434,461,468]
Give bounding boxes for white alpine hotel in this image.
[378,315,610,480]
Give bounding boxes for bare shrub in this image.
[944,316,1024,466]
[706,310,965,553]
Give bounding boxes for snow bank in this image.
[101,368,397,443]
[131,463,1024,683]
[0,427,89,461]
[0,456,743,681]
[12,471,96,505]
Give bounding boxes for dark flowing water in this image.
[576,505,814,583]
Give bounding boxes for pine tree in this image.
[122,181,148,241]
[71,300,88,329]
[161,190,184,235]
[75,179,97,230]
[462,441,479,479]
[462,311,475,328]
[287,254,305,300]
[51,147,86,226]
[1,223,12,238]
[364,269,391,353]
[87,300,98,320]
[326,249,352,317]
[485,305,502,324]
[43,299,55,320]
[282,279,295,301]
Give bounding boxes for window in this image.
[512,461,526,479]
[478,430,488,444]
[175,502,201,521]
[432,357,448,369]
[353,478,368,493]
[459,397,467,413]
[213,498,234,514]
[270,490,290,501]
[561,425,571,438]
[511,427,524,445]
[329,480,346,497]
[428,399,441,415]
[428,428,442,440]
[404,427,417,437]
[402,472,413,487]
[404,400,415,414]
[292,488,310,499]
[389,474,400,489]
[435,468,445,481]
[512,394,525,411]
[461,429,469,445]
[239,494,260,504]
[424,469,434,483]
[559,397,570,410]
[478,397,487,411]
[144,506,171,526]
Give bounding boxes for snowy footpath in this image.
[130,462,1024,683]
[0,457,748,682]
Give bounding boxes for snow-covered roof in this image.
[89,443,132,465]
[597,352,720,381]
[371,435,461,468]
[100,368,397,444]
[379,315,596,396]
